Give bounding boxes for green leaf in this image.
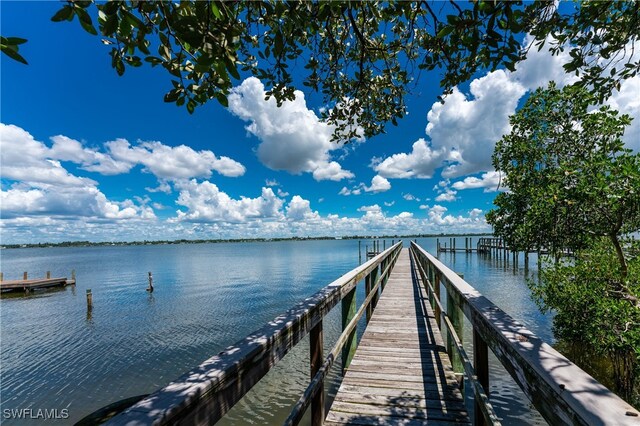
[115,57,125,75]
[274,31,283,56]
[186,99,196,114]
[164,89,180,102]
[224,57,240,80]
[103,14,118,35]
[436,26,454,39]
[215,92,229,107]
[6,37,27,45]
[211,2,221,19]
[51,6,74,22]
[76,8,98,35]
[1,44,28,64]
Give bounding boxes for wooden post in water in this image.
[383,239,386,250]
[0,272,3,282]
[147,272,154,292]
[342,286,357,374]
[71,269,76,281]
[436,238,440,253]
[448,273,464,380]
[473,329,489,426]
[47,271,51,279]
[86,289,93,309]
[358,240,362,264]
[23,272,28,280]
[310,320,324,426]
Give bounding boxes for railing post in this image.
[381,258,389,289]
[426,260,435,304]
[434,271,442,329]
[365,271,372,323]
[342,287,357,374]
[447,276,464,380]
[310,320,324,426]
[371,265,379,311]
[473,329,489,426]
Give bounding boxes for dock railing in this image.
[109,242,402,426]
[410,241,639,426]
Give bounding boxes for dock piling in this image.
[86,289,93,309]
[46,271,51,279]
[71,269,76,281]
[23,272,28,280]
[147,272,154,292]
[0,272,3,282]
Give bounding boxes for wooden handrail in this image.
[108,242,403,426]
[410,241,639,426]
[285,245,401,425]
[409,246,501,426]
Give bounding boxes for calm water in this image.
[0,238,552,425]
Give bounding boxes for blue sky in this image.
[1,2,639,244]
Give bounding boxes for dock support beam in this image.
[310,320,324,426]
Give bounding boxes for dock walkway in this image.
[0,277,75,292]
[326,249,470,425]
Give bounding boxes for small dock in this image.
[326,249,469,424]
[1,272,75,293]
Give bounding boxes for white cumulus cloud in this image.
[374,138,443,179]
[106,139,245,179]
[172,180,284,223]
[228,77,355,181]
[451,171,505,192]
[364,175,391,193]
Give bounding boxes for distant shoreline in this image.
[1,233,493,250]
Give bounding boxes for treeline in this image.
[1,233,492,249]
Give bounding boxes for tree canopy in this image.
[487,82,639,276]
[487,81,640,401]
[2,1,639,140]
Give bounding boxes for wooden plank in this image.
[337,384,465,403]
[327,249,470,425]
[326,411,471,426]
[334,392,467,413]
[330,401,470,421]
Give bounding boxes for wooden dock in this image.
[109,241,639,426]
[0,277,75,292]
[326,249,469,425]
